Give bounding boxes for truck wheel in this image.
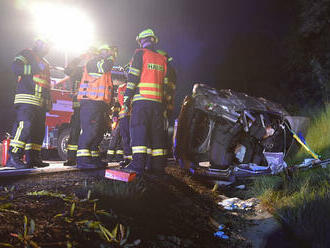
[57,128,70,160]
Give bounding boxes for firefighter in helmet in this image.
[63,46,97,166]
[76,44,116,169]
[8,38,52,169]
[122,29,170,175]
[117,64,132,167]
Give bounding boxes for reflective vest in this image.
[14,53,51,107]
[133,49,167,103]
[77,66,113,104]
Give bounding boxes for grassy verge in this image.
[251,105,330,247]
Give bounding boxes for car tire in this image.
[57,128,70,161]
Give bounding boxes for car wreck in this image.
[174,83,310,179]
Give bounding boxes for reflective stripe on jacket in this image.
[77,66,113,104]
[133,49,167,103]
[13,50,51,107]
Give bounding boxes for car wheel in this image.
[57,128,70,160]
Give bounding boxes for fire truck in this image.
[44,66,126,160]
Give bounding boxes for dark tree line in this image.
[285,0,330,112]
[216,0,330,115]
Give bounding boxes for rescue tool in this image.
[104,168,136,182]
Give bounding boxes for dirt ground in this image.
[0,164,281,248]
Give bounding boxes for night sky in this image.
[0,0,292,136]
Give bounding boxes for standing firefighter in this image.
[7,38,51,169]
[156,49,176,158]
[63,47,97,166]
[123,29,168,175]
[76,44,116,169]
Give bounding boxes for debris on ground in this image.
[218,197,259,211]
[214,224,229,240]
[263,152,287,174]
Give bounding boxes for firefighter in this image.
[156,49,176,158]
[123,29,169,175]
[106,99,124,162]
[76,44,116,169]
[7,38,52,169]
[63,47,97,166]
[117,80,132,167]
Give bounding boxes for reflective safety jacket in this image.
[77,55,114,104]
[125,48,167,104]
[65,53,94,108]
[12,49,51,108]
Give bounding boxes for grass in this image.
[92,177,147,200]
[250,105,330,247]
[294,104,330,161]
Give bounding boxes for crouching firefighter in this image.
[76,44,116,169]
[117,81,132,168]
[8,38,52,169]
[106,101,124,162]
[63,47,97,166]
[123,29,168,175]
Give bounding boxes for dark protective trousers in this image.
[77,100,107,162]
[9,104,46,162]
[130,101,166,173]
[67,106,81,161]
[119,116,132,159]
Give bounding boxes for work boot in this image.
[26,150,49,168]
[6,155,31,169]
[63,160,76,166]
[149,157,167,175]
[114,153,124,162]
[106,154,115,163]
[77,157,98,169]
[92,157,108,168]
[123,162,144,175]
[29,160,49,168]
[65,150,77,166]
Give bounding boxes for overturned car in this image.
[174,84,309,179]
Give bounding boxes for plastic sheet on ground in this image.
[263,152,287,174]
[218,197,259,211]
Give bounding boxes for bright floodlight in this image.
[29,2,95,54]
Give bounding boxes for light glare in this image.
[29,2,95,54]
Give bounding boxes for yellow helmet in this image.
[98,44,111,52]
[136,28,158,45]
